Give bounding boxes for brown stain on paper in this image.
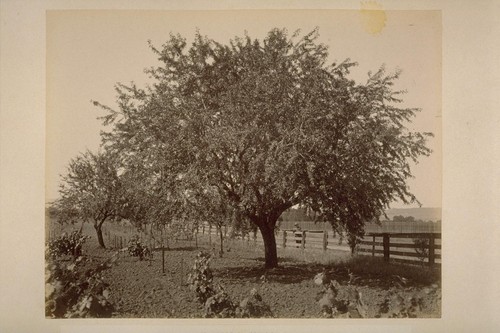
[360,1,387,35]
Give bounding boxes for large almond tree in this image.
[96,29,432,268]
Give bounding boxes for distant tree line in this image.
[391,215,441,223]
[392,215,418,222]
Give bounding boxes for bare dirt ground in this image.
[70,226,441,318]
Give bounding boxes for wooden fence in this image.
[199,224,343,251]
[280,220,441,233]
[357,233,441,266]
[46,220,440,266]
[199,223,441,266]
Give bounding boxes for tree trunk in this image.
[257,222,278,269]
[94,221,106,248]
[219,226,224,257]
[208,225,212,245]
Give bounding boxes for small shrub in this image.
[376,292,423,318]
[127,235,152,260]
[187,251,215,304]
[45,256,115,318]
[236,288,273,318]
[413,237,429,263]
[313,268,430,318]
[204,284,236,318]
[313,270,367,318]
[46,231,90,259]
[188,252,273,318]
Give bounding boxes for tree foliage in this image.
[95,28,432,267]
[54,150,123,248]
[393,215,417,222]
[45,255,115,318]
[46,231,90,259]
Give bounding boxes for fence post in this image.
[428,234,435,266]
[372,235,376,257]
[323,231,328,251]
[282,230,287,248]
[301,231,306,250]
[383,233,390,262]
[162,247,165,274]
[180,258,184,286]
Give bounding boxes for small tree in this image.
[54,150,123,248]
[182,183,233,257]
[346,230,363,255]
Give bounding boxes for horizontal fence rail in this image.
[358,233,441,266]
[46,219,441,267]
[280,220,441,233]
[198,223,441,266]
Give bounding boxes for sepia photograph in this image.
[44,9,442,319]
[1,1,499,333]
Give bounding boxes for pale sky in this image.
[4,3,500,330]
[46,10,442,208]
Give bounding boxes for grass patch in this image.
[333,255,441,286]
[274,244,351,265]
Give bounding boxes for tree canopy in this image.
[95,28,432,268]
[54,150,123,248]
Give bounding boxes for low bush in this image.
[376,291,424,318]
[204,284,236,318]
[188,251,273,318]
[413,237,430,263]
[45,255,115,318]
[313,268,429,318]
[187,251,215,303]
[46,230,90,259]
[203,286,273,318]
[236,288,273,318]
[127,235,152,260]
[313,270,367,318]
